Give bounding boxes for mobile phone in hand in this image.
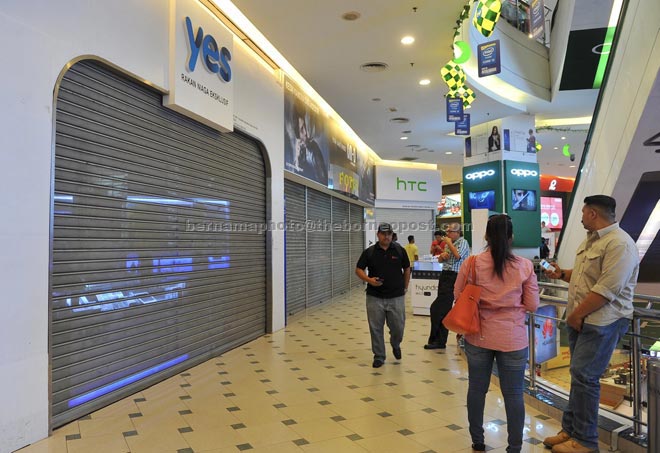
[540,259,556,273]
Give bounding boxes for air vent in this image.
[405,144,420,148]
[372,97,381,102]
[402,130,412,134]
[389,117,410,123]
[360,62,389,72]
[342,11,361,21]
[400,157,419,161]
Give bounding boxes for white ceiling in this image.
[233,0,597,181]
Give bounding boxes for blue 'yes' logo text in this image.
[185,17,232,82]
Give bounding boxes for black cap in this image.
[377,223,393,233]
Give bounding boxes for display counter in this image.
[411,261,442,316]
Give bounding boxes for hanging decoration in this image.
[473,0,502,38]
[448,85,476,108]
[535,142,542,151]
[562,143,571,157]
[440,61,467,91]
[452,40,471,64]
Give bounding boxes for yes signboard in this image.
[164,0,234,132]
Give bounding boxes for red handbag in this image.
[442,256,481,335]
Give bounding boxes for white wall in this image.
[558,0,660,267]
[0,1,284,450]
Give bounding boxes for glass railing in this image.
[499,0,553,46]
[526,281,660,442]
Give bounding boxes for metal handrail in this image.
[529,282,659,440]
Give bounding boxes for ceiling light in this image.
[569,165,576,168]
[401,36,415,45]
[419,79,431,86]
[341,11,361,21]
[445,151,453,155]
[400,136,408,140]
[561,136,566,140]
[553,147,558,150]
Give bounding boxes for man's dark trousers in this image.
[427,271,458,347]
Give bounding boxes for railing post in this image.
[528,312,537,390]
[632,316,644,437]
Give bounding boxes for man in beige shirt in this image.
[543,195,639,453]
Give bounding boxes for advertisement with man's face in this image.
[284,76,329,186]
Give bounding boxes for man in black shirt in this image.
[356,223,411,368]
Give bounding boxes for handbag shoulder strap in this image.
[466,255,477,285]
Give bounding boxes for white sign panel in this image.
[164,0,234,131]
[376,166,442,202]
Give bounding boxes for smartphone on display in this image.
[540,259,556,273]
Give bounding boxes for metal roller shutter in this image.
[350,204,365,288]
[51,60,266,426]
[284,180,307,316]
[331,198,350,296]
[375,208,434,258]
[305,189,332,306]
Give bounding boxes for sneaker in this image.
[372,359,384,368]
[423,344,446,350]
[471,443,486,452]
[551,438,599,453]
[393,346,402,360]
[543,431,571,448]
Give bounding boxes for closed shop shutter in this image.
[350,204,365,287]
[305,188,332,306]
[331,198,350,296]
[284,180,306,316]
[375,208,434,260]
[51,60,267,426]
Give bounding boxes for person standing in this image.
[430,230,447,256]
[488,126,501,152]
[404,235,419,263]
[425,223,470,349]
[356,223,411,368]
[542,195,639,453]
[456,214,539,453]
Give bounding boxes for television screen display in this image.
[438,193,462,218]
[511,189,537,211]
[540,196,563,229]
[468,190,495,210]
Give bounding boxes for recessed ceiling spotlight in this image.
[402,130,412,134]
[561,136,566,140]
[390,117,410,123]
[400,136,409,140]
[401,36,415,45]
[445,151,453,155]
[569,165,576,168]
[360,62,389,72]
[341,11,361,21]
[419,79,431,86]
[553,147,558,150]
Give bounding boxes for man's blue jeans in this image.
[366,294,405,361]
[562,318,630,450]
[464,341,528,453]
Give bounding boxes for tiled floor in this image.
[19,288,612,453]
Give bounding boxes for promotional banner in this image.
[328,120,360,199]
[284,76,329,186]
[530,0,545,40]
[540,196,564,229]
[478,40,501,77]
[455,113,471,136]
[375,166,441,203]
[446,97,464,122]
[164,0,234,132]
[533,305,558,364]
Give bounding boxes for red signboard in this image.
[540,175,575,192]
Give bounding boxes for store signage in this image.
[510,168,538,177]
[465,169,495,180]
[164,0,234,132]
[185,17,232,82]
[540,175,575,192]
[446,97,464,122]
[376,166,441,202]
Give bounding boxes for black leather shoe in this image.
[372,359,384,368]
[424,344,446,350]
[393,347,402,360]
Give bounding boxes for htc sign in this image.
[376,166,441,202]
[164,0,234,132]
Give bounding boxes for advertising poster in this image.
[455,113,471,136]
[328,121,360,200]
[540,196,564,229]
[446,97,464,122]
[284,76,329,186]
[532,305,558,364]
[503,129,510,150]
[438,194,462,218]
[530,0,545,40]
[465,137,472,158]
[478,40,501,77]
[357,149,375,204]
